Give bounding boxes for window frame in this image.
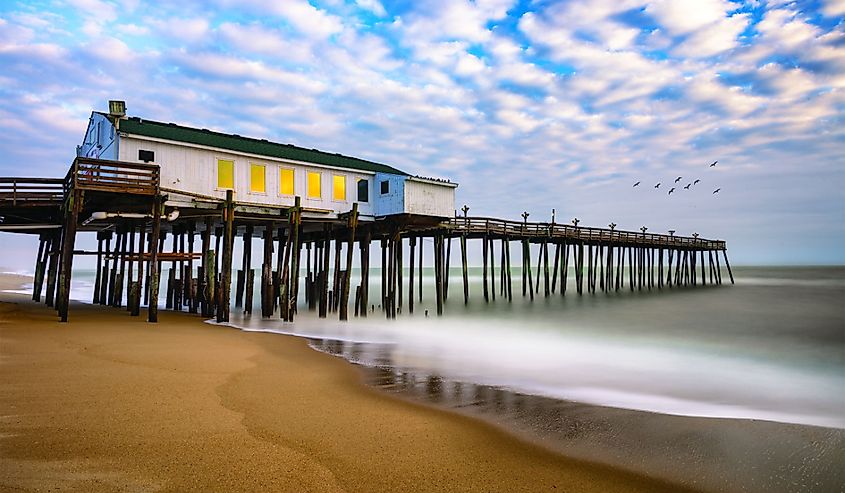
[357,178,369,203]
[306,170,322,199]
[216,157,235,191]
[332,174,347,202]
[249,162,266,194]
[380,180,390,195]
[278,166,296,197]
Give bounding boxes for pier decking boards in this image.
[1,157,734,322]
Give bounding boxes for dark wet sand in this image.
[312,337,845,493]
[0,278,693,492]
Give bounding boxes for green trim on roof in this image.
[115,115,408,175]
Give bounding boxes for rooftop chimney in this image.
[108,100,126,118]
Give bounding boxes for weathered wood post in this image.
[482,235,489,302]
[489,237,496,301]
[397,233,404,309]
[261,221,274,318]
[434,234,444,316]
[551,242,561,293]
[45,230,61,307]
[200,218,212,317]
[409,236,416,313]
[461,234,469,305]
[290,197,302,319]
[443,236,451,300]
[360,230,370,317]
[219,190,235,323]
[722,250,735,284]
[57,188,82,322]
[319,224,331,318]
[542,240,550,297]
[186,223,195,313]
[505,238,513,301]
[561,240,569,296]
[91,233,103,304]
[31,233,49,303]
[332,231,342,312]
[418,236,423,303]
[340,203,358,321]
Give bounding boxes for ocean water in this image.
[15,264,843,429]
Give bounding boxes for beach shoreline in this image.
[0,274,691,493]
[3,272,843,492]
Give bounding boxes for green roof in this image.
[114,115,408,175]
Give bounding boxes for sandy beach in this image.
[0,274,690,493]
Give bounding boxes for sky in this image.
[0,0,843,269]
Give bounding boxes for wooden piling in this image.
[147,195,163,322]
[505,238,513,302]
[409,236,416,313]
[319,224,331,318]
[722,250,735,284]
[444,236,451,300]
[219,190,235,323]
[561,240,569,296]
[482,236,489,303]
[418,236,423,303]
[290,197,302,319]
[57,189,82,322]
[45,230,61,307]
[339,203,358,321]
[461,235,469,305]
[91,234,103,304]
[360,231,370,317]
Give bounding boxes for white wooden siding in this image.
[404,179,456,217]
[118,136,375,216]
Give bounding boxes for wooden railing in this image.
[444,216,726,250]
[65,157,159,196]
[0,177,64,207]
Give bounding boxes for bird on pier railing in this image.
[684,183,691,190]
[713,188,721,194]
[694,179,700,185]
[675,176,682,183]
[668,187,675,195]
[710,160,718,167]
[633,181,641,187]
[654,182,661,188]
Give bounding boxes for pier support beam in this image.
[57,189,82,322]
[339,203,358,321]
[147,195,162,322]
[218,190,235,323]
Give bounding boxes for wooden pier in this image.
[0,157,734,323]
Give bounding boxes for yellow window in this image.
[217,159,234,190]
[250,163,265,193]
[279,168,294,195]
[307,171,321,199]
[333,175,346,201]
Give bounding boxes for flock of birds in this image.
[633,160,721,195]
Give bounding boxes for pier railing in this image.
[445,216,726,250]
[65,157,159,196]
[0,177,65,207]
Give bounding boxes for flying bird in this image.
[655,183,661,189]
[694,179,700,185]
[675,176,682,183]
[633,181,641,187]
[713,188,721,194]
[668,187,675,195]
[710,161,718,167]
[684,183,691,190]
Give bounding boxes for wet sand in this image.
[0,276,691,492]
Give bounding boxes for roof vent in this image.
[108,100,126,118]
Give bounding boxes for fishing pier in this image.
[0,102,733,323]
[1,159,733,324]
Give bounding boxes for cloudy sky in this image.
[1,0,843,267]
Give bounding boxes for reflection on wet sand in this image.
[311,337,845,493]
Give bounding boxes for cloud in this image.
[356,0,387,17]
[646,0,739,35]
[820,0,845,17]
